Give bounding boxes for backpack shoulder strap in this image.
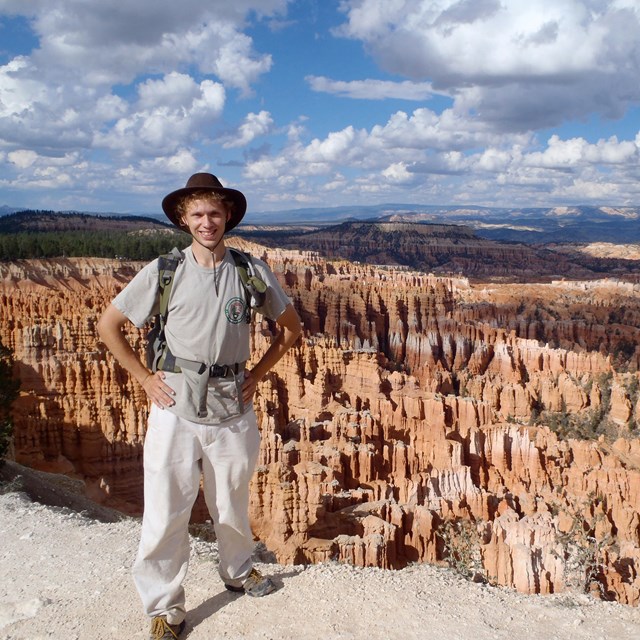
[228,247,250,283]
[229,247,267,308]
[157,247,184,317]
[147,248,184,372]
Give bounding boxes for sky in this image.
[1,0,640,216]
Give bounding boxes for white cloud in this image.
[221,111,274,149]
[368,107,516,152]
[243,101,640,207]
[306,76,438,100]
[301,127,360,165]
[7,150,38,169]
[0,1,285,197]
[338,0,640,131]
[93,73,226,157]
[382,162,414,183]
[243,154,290,181]
[3,150,84,193]
[558,177,623,200]
[16,1,285,90]
[322,174,349,191]
[137,74,203,111]
[340,0,606,78]
[476,147,519,172]
[0,57,98,151]
[524,135,640,169]
[0,58,47,116]
[199,24,273,96]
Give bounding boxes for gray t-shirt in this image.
[112,245,291,424]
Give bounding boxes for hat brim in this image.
[161,186,247,232]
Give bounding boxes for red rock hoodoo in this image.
[1,242,639,604]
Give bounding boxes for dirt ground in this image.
[1,462,639,640]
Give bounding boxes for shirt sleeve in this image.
[251,257,292,321]
[111,259,161,328]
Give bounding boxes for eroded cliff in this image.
[1,243,639,604]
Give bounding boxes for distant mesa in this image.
[1,210,639,282]
[2,202,640,243]
[0,210,173,233]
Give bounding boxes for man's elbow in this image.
[96,314,108,342]
[280,307,302,345]
[97,304,126,342]
[287,323,302,345]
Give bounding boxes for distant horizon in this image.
[3,201,640,246]
[3,200,640,220]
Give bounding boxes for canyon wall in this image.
[1,242,639,604]
[240,222,640,281]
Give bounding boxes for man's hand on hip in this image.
[142,371,176,409]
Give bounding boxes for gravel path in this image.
[1,487,639,640]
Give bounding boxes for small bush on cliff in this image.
[551,494,613,599]
[0,340,20,467]
[542,372,620,441]
[438,518,491,584]
[543,407,618,442]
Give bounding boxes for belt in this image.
[208,363,240,378]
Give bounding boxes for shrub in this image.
[0,340,20,467]
[438,518,491,583]
[551,494,613,598]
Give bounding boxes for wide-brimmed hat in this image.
[161,173,247,232]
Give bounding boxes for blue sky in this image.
[1,0,640,216]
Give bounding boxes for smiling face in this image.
[179,196,231,262]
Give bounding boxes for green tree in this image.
[0,340,20,467]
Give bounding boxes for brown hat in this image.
[161,172,247,232]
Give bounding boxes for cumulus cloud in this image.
[220,111,274,149]
[12,0,286,91]
[382,162,414,183]
[338,0,640,131]
[0,56,102,151]
[3,150,84,193]
[524,135,639,168]
[0,0,288,205]
[244,99,640,206]
[306,76,438,100]
[93,73,225,157]
[7,149,38,169]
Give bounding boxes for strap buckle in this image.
[209,364,230,378]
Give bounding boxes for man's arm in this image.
[97,303,176,409]
[242,303,302,404]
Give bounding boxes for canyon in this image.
[1,236,639,606]
[238,221,640,281]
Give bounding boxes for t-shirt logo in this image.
[225,297,247,324]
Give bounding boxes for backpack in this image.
[145,246,267,372]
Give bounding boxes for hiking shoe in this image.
[149,616,185,640]
[225,568,276,597]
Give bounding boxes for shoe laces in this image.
[150,617,180,640]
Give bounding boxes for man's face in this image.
[181,198,230,252]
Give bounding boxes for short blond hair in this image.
[175,190,235,228]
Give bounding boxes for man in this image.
[97,173,302,640]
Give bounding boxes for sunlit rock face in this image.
[1,242,639,605]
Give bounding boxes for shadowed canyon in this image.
[1,226,639,606]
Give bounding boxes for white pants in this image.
[132,404,261,625]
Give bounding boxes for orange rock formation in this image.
[1,243,639,604]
